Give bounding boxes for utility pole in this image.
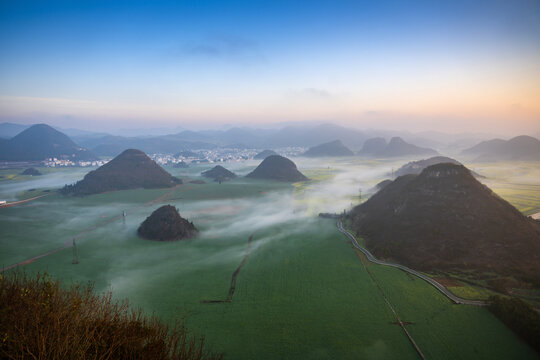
[359,188,362,202]
[72,239,79,264]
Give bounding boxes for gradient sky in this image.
[1,0,539,134]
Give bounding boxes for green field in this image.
[1,161,539,359]
[469,161,540,215]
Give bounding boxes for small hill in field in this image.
[201,165,237,182]
[246,155,308,182]
[138,205,197,241]
[21,168,42,176]
[61,149,181,196]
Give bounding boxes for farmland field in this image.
[470,161,540,215]
[1,159,539,359]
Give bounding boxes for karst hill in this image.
[61,149,181,196]
[348,163,540,282]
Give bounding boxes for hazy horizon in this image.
[1,0,539,136]
[1,119,531,141]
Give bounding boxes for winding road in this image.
[337,220,486,306]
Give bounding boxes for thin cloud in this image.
[301,88,332,99]
[181,35,265,64]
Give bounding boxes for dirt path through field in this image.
[202,234,253,304]
[0,194,50,208]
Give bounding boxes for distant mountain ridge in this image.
[6,122,535,160]
[61,149,180,196]
[0,124,96,161]
[302,140,354,157]
[348,163,540,282]
[462,135,540,161]
[76,124,367,156]
[267,124,366,149]
[79,135,218,157]
[358,137,438,157]
[0,122,29,139]
[359,137,387,155]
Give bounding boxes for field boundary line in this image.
[201,234,253,304]
[356,248,426,360]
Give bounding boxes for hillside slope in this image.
[303,140,354,157]
[246,155,308,182]
[61,149,180,195]
[0,124,96,161]
[348,163,540,282]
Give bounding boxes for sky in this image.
[1,0,539,134]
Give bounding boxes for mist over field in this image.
[0,168,91,200]
[1,145,540,359]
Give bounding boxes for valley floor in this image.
[1,159,539,359]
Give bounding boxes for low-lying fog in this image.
[1,156,539,300]
[0,168,94,201]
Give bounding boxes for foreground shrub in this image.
[0,272,222,360]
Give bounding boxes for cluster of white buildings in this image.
[43,158,109,167]
[150,147,306,166]
[41,147,307,168]
[150,148,257,166]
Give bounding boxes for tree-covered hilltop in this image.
[246,155,308,182]
[348,163,540,283]
[138,205,198,241]
[21,167,42,176]
[201,165,237,182]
